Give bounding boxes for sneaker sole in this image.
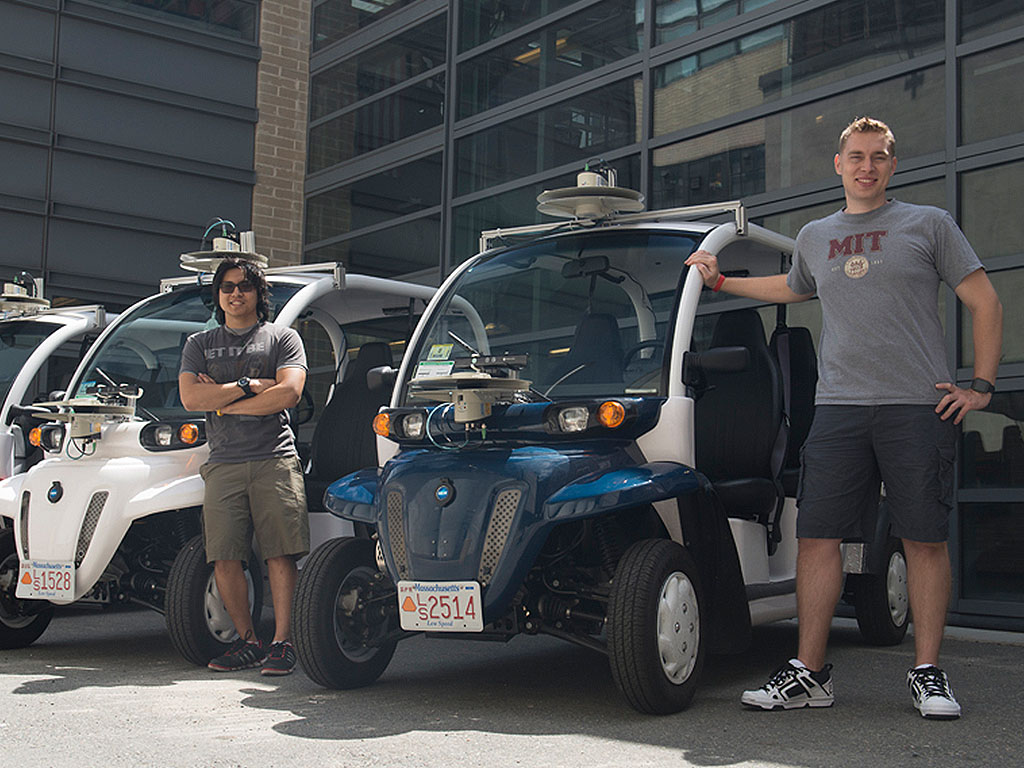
[207,660,266,672]
[915,704,961,720]
[260,667,295,676]
[741,696,834,710]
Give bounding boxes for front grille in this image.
[386,491,409,579]
[75,491,108,567]
[477,488,522,585]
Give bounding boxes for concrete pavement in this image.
[0,606,1021,767]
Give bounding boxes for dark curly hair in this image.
[211,257,272,325]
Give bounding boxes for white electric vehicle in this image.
[0,239,436,661]
[0,279,111,484]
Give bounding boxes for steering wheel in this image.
[622,340,662,370]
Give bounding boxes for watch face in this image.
[238,377,250,386]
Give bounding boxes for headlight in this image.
[401,412,425,439]
[140,421,206,451]
[557,406,590,433]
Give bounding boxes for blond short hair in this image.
[838,117,896,155]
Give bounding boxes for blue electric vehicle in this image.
[292,172,909,713]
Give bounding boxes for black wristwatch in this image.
[236,376,255,397]
[970,377,995,395]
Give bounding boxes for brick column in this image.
[252,0,310,267]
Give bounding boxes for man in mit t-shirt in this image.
[179,256,309,676]
[686,117,1002,719]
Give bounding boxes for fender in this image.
[543,461,700,519]
[324,468,379,523]
[677,472,752,654]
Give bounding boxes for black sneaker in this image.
[741,661,835,710]
[261,640,296,676]
[907,666,962,719]
[208,637,267,672]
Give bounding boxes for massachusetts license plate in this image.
[16,560,75,600]
[397,580,483,632]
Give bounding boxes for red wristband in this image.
[712,273,726,292]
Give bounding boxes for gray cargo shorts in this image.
[796,405,957,543]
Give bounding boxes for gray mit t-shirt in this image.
[180,323,307,463]
[786,200,982,406]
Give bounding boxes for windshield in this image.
[74,282,303,420]
[404,230,699,401]
[0,320,63,406]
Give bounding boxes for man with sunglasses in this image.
[178,256,309,676]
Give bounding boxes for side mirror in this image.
[682,346,750,389]
[367,366,397,392]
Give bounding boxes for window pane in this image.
[961,40,1024,146]
[961,393,1024,489]
[961,0,1024,43]
[656,0,747,45]
[961,268,1024,367]
[313,0,420,51]
[652,67,944,207]
[305,154,442,244]
[653,0,943,137]
[451,156,641,262]
[92,0,257,39]
[311,15,447,120]
[305,215,441,276]
[456,78,641,196]
[308,75,445,173]
[961,161,1024,264]
[460,0,580,53]
[960,501,1024,603]
[458,0,642,119]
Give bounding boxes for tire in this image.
[607,538,705,715]
[292,537,398,689]
[852,536,909,646]
[165,534,264,666]
[0,528,54,649]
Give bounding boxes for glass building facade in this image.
[304,0,1024,628]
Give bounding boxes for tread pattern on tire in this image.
[292,536,398,689]
[608,538,704,715]
[165,534,262,666]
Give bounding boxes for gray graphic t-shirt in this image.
[180,323,307,463]
[787,200,982,405]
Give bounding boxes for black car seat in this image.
[305,341,394,515]
[769,326,818,497]
[694,309,784,526]
[552,312,625,387]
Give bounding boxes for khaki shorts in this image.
[200,456,310,562]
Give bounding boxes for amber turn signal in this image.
[372,412,391,437]
[178,423,201,445]
[28,426,42,447]
[597,401,626,429]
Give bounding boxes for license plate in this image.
[397,580,483,632]
[16,560,75,600]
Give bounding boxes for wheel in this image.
[607,538,705,714]
[852,536,909,646]
[292,536,399,689]
[0,528,54,649]
[165,534,264,666]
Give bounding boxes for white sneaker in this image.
[741,662,834,710]
[907,666,961,719]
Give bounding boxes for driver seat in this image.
[694,309,783,525]
[305,342,394,514]
[553,312,625,386]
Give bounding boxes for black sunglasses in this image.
[219,280,256,294]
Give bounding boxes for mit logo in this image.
[828,230,887,259]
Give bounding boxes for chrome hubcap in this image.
[886,551,909,626]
